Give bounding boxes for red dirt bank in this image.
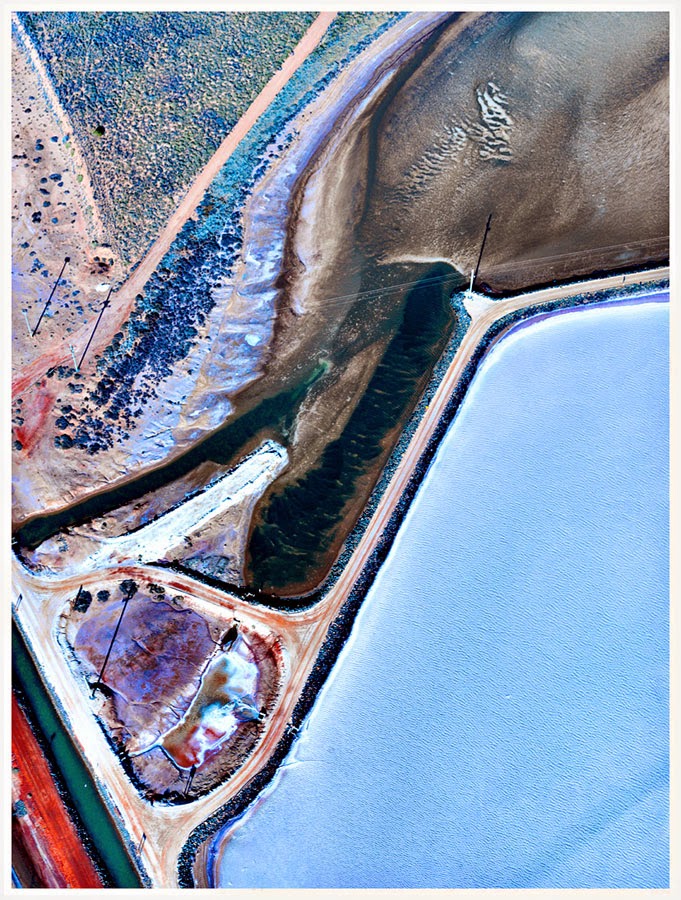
[11,694,104,888]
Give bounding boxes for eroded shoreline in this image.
[11,13,451,537]
[11,9,670,888]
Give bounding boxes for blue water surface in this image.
[216,295,669,888]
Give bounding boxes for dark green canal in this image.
[15,362,326,550]
[247,262,459,593]
[16,265,463,600]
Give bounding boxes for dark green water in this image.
[14,13,459,573]
[12,623,142,888]
[247,263,458,594]
[17,258,461,602]
[16,362,326,550]
[17,268,460,601]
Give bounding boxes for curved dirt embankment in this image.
[12,13,451,531]
[282,10,668,315]
[175,13,454,437]
[11,13,337,525]
[12,273,668,889]
[240,8,669,594]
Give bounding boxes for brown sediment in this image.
[369,11,669,285]
[285,341,390,483]
[478,235,670,295]
[235,15,465,596]
[259,14,456,378]
[273,9,669,340]
[238,9,669,595]
[11,693,104,888]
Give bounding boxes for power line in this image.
[472,213,492,290]
[63,232,661,367]
[293,270,466,307]
[229,271,469,328]
[228,234,666,299]
[184,764,197,797]
[90,585,135,697]
[32,256,70,337]
[79,286,113,369]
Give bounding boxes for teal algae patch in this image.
[38,13,404,456]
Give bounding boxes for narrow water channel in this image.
[16,264,462,603]
[12,623,143,888]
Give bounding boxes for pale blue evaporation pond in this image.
[216,294,669,889]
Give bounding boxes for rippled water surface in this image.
[215,294,669,888]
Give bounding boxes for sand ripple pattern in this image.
[402,81,513,198]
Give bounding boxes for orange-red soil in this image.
[11,693,104,888]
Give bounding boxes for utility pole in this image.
[79,286,112,370]
[68,344,80,371]
[32,256,70,336]
[22,310,32,337]
[137,833,146,856]
[472,213,492,292]
[185,764,197,797]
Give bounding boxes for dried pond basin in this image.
[60,581,285,803]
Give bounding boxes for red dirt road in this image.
[11,12,337,398]
[11,694,104,889]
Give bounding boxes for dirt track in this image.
[11,266,668,887]
[11,12,336,397]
